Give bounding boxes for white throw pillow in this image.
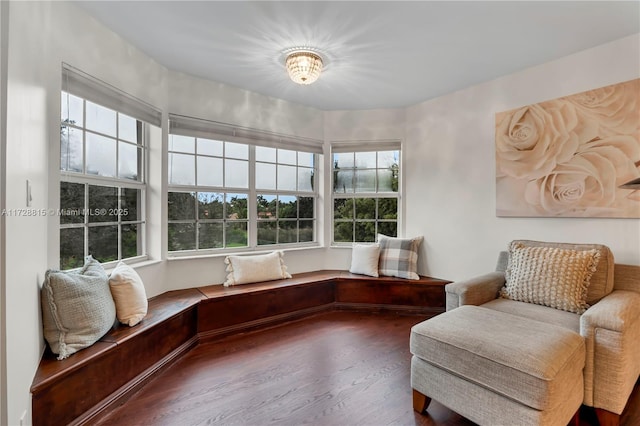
[224,251,292,286]
[109,262,148,326]
[349,244,380,277]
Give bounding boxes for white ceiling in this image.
[76,1,640,111]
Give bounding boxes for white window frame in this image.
[168,114,323,256]
[330,141,401,245]
[59,64,161,269]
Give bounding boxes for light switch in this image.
[26,179,32,207]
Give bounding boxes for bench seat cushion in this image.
[410,305,584,410]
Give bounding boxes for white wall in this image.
[3,2,55,423]
[0,1,8,424]
[405,33,640,281]
[169,71,323,139]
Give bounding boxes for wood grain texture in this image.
[197,281,335,332]
[93,311,640,426]
[335,276,447,307]
[94,311,451,426]
[31,291,201,426]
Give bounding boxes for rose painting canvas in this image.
[496,78,640,218]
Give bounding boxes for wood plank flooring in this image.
[94,311,640,426]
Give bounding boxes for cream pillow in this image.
[509,240,614,304]
[349,244,380,277]
[500,242,600,314]
[41,256,116,360]
[224,251,291,286]
[109,262,148,326]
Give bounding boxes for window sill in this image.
[101,256,163,273]
[167,243,323,261]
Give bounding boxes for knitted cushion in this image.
[500,242,600,314]
[224,251,291,286]
[509,240,614,304]
[41,257,116,360]
[377,234,423,280]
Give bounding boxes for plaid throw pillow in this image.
[377,234,423,280]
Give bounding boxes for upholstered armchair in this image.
[445,241,640,425]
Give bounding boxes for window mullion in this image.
[194,192,200,250]
[82,100,87,175]
[248,145,257,248]
[84,183,89,260]
[117,187,122,261]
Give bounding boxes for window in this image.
[332,145,400,243]
[256,147,315,245]
[167,136,249,251]
[59,65,161,269]
[168,115,322,253]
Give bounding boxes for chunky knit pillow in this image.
[508,240,614,304]
[500,242,600,314]
[41,257,116,359]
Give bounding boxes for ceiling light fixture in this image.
[285,49,324,85]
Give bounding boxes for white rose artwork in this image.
[496,78,640,218]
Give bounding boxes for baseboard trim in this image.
[334,302,444,316]
[71,336,199,426]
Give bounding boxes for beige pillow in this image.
[41,257,116,360]
[109,262,148,326]
[500,242,600,314]
[224,251,291,286]
[509,240,614,304]
[349,244,380,277]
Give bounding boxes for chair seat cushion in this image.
[481,298,580,333]
[410,305,585,410]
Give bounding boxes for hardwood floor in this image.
[94,311,640,426]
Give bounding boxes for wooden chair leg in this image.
[594,408,620,426]
[412,389,431,414]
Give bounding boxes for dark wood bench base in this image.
[31,270,449,426]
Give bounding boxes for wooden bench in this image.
[30,270,450,426]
